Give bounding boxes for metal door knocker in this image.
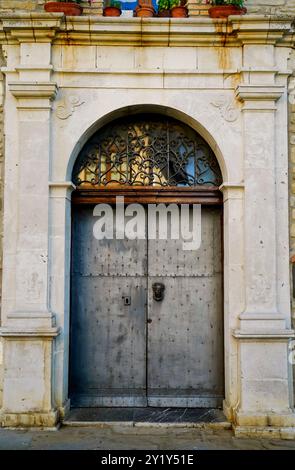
[152,282,165,301]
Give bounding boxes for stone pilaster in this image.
[48,182,75,415]
[0,80,60,427]
[219,184,244,422]
[0,20,60,427]
[233,73,295,432]
[237,84,284,322]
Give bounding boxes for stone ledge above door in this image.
[0,14,294,48]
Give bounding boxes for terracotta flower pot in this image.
[158,9,171,17]
[44,2,83,16]
[136,6,155,17]
[170,6,188,18]
[208,5,247,18]
[103,6,122,17]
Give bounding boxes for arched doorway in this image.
[69,113,224,407]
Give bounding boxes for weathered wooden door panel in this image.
[72,208,147,278]
[147,207,224,407]
[71,275,147,406]
[70,205,147,407]
[147,207,222,277]
[147,275,223,407]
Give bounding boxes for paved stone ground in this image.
[0,426,295,450]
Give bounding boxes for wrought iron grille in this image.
[72,115,222,188]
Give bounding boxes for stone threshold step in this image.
[63,407,231,429]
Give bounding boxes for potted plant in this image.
[103,0,122,16]
[170,0,188,18]
[207,0,247,18]
[157,0,170,17]
[44,0,83,16]
[134,0,156,17]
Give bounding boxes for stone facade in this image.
[0,46,4,408]
[188,0,295,17]
[0,1,103,15]
[289,50,295,395]
[0,2,294,438]
[0,0,293,16]
[246,0,295,14]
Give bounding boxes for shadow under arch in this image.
[66,104,228,183]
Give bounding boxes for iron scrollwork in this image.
[72,115,222,188]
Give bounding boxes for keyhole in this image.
[123,296,131,306]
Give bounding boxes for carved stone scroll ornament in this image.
[211,97,239,123]
[55,95,85,120]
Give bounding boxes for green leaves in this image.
[210,0,245,6]
[104,0,122,7]
[158,0,170,11]
[158,0,186,10]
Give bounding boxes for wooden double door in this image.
[70,203,224,407]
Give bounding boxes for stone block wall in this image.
[0,1,103,15]
[0,0,43,12]
[289,50,295,392]
[0,49,4,407]
[246,0,295,14]
[0,1,294,16]
[188,0,295,17]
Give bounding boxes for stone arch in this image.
[71,112,223,189]
[66,105,228,184]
